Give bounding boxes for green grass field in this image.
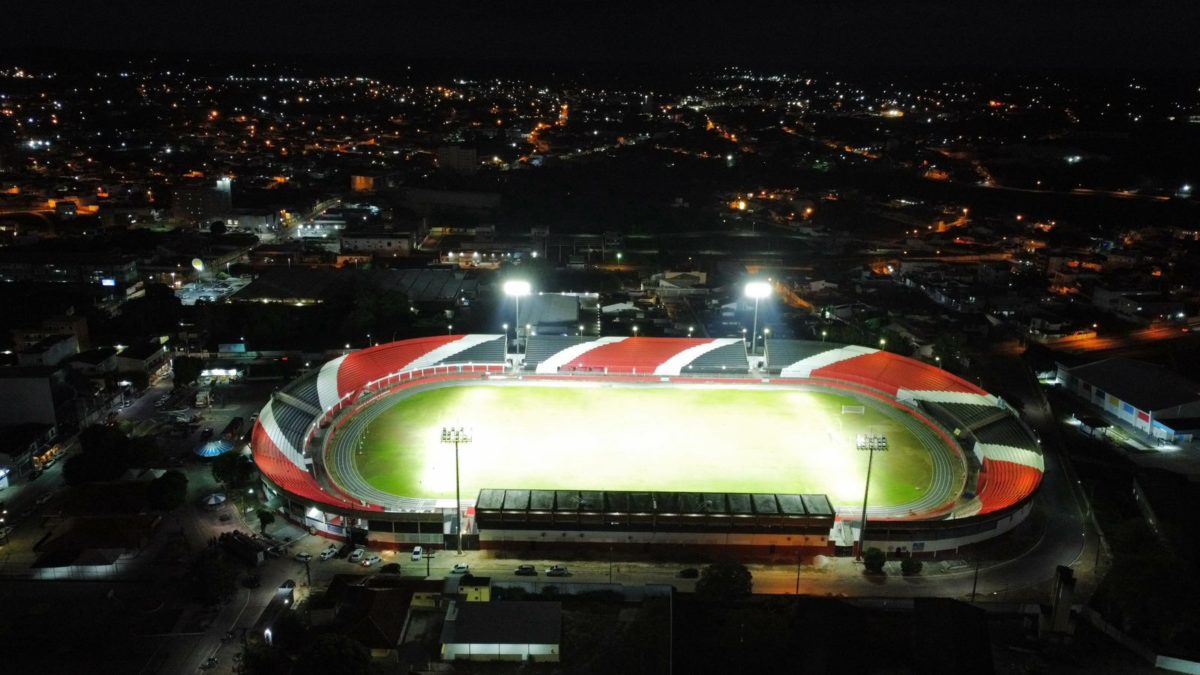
[353,384,948,508]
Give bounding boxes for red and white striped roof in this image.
[780,345,998,406]
[534,336,745,375]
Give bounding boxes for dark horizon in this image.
[5,0,1200,74]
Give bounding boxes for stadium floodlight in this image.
[440,427,473,555]
[854,428,888,560]
[504,280,532,350]
[744,281,771,299]
[744,281,771,358]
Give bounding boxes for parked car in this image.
[294,552,312,563]
[546,565,570,577]
[361,554,383,567]
[451,563,470,574]
[411,546,423,561]
[279,579,296,590]
[677,567,700,579]
[319,547,338,561]
[348,548,366,563]
[515,564,537,576]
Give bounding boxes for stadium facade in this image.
[250,334,1044,557]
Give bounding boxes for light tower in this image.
[440,427,472,555]
[503,280,531,351]
[744,281,771,356]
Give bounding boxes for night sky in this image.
[4,0,1200,71]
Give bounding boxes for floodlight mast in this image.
[744,281,772,357]
[440,426,472,554]
[503,280,531,353]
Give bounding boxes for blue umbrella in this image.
[195,440,233,458]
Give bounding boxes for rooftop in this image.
[1067,357,1200,412]
[441,600,561,646]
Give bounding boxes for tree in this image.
[269,610,310,652]
[212,452,254,488]
[210,220,227,235]
[239,641,290,675]
[172,356,204,388]
[147,470,188,510]
[193,551,238,605]
[295,634,370,675]
[695,561,753,603]
[862,547,886,574]
[256,509,276,534]
[64,424,133,485]
[379,562,402,574]
[900,557,923,576]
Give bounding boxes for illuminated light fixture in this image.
[504,280,531,349]
[744,281,772,358]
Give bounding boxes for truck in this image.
[221,416,244,441]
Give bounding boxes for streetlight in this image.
[447,324,453,335]
[578,324,585,342]
[878,338,887,350]
[821,329,828,342]
[503,280,531,350]
[440,427,472,555]
[632,325,639,337]
[616,252,623,263]
[745,281,771,356]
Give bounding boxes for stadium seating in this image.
[284,371,322,410]
[438,335,506,365]
[811,350,986,396]
[336,335,462,394]
[976,458,1043,515]
[765,340,846,373]
[524,335,594,369]
[272,400,317,455]
[564,337,714,374]
[251,421,379,510]
[926,402,1009,432]
[973,417,1039,452]
[679,340,751,373]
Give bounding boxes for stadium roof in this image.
[1067,358,1200,412]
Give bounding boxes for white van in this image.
[411,546,423,561]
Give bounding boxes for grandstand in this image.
[476,488,836,553]
[527,335,749,375]
[250,335,1044,556]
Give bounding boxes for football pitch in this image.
[352,383,953,508]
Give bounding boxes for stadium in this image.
[250,334,1044,558]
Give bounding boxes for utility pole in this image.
[970,555,981,603]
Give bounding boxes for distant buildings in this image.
[171,179,233,227]
[436,145,479,174]
[1058,358,1200,442]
